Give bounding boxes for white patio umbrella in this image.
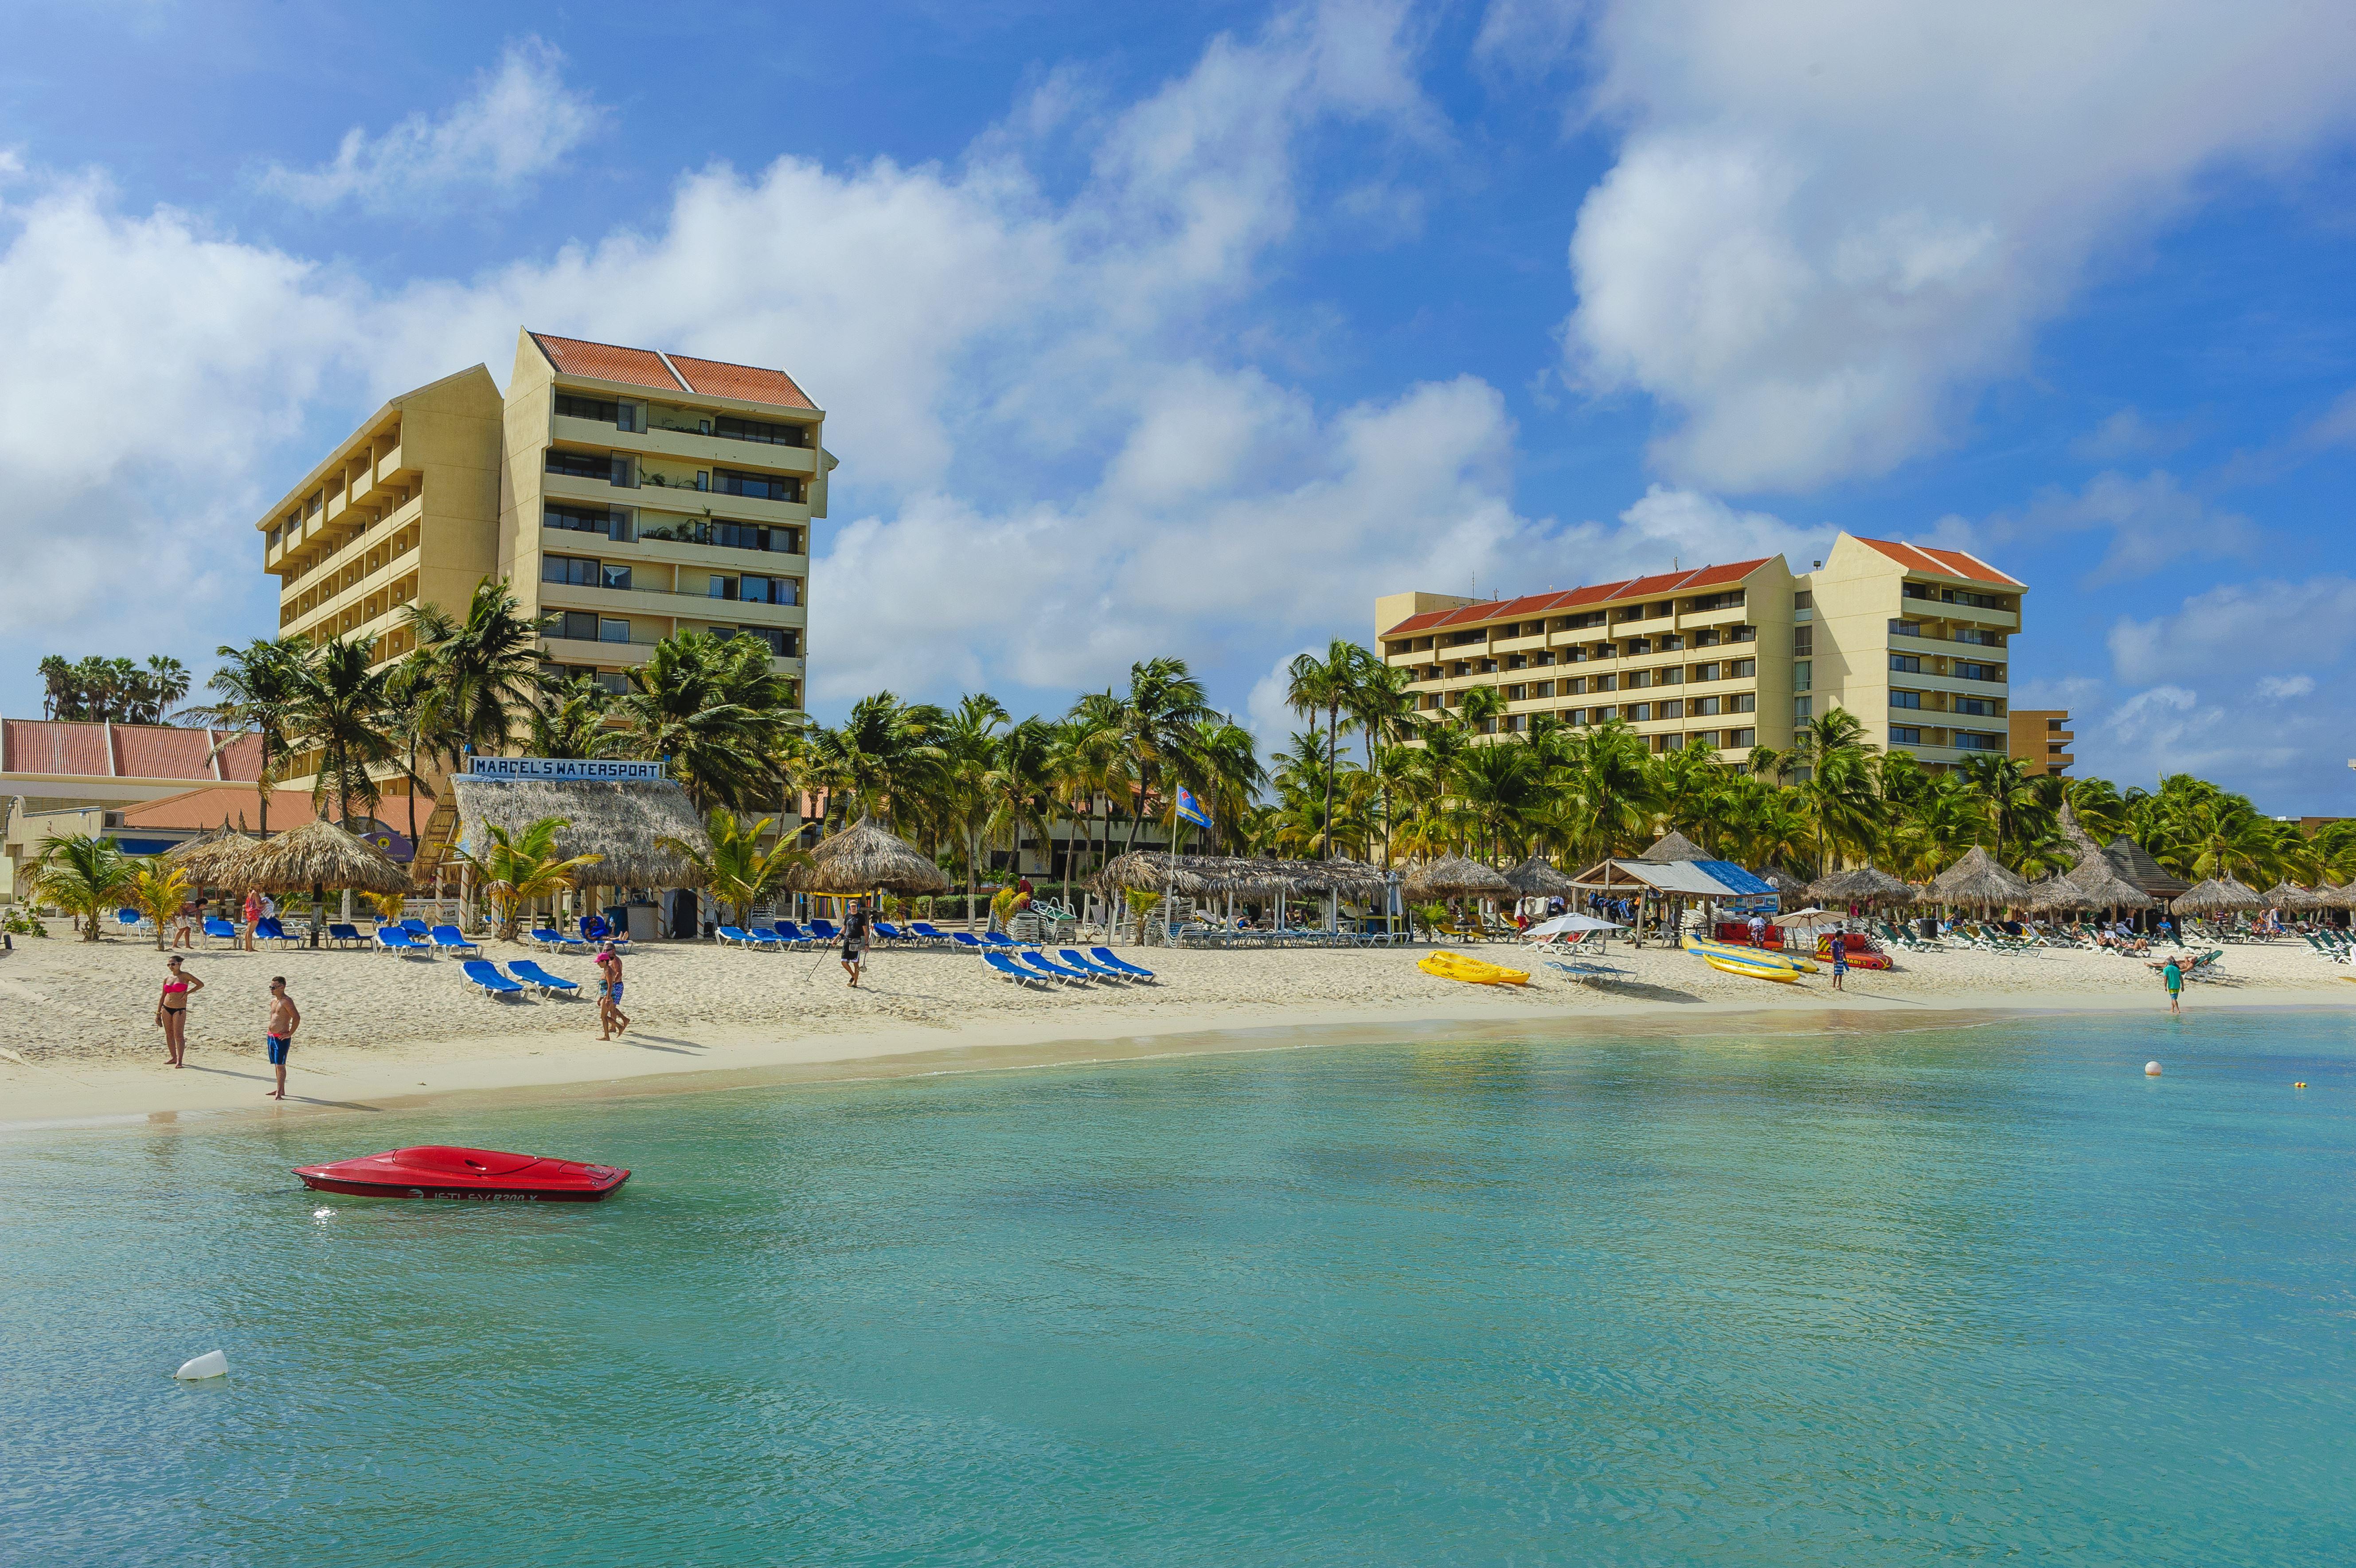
[1522,913,1627,943]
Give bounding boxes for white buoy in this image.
[174,1350,229,1380]
[2145,1061,2163,1076]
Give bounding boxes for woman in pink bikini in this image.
[156,954,204,1067]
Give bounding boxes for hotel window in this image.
[1730,693,1755,713]
[1628,702,1652,722]
[1690,730,1719,750]
[1625,669,1650,690]
[594,671,631,695]
[1792,590,1813,610]
[543,554,600,587]
[1626,638,1652,656]
[1505,684,1526,701]
[1729,728,1756,748]
[1889,619,1922,638]
[1656,666,1683,685]
[1890,653,1922,674]
[1890,725,1923,746]
[1565,708,1587,725]
[1594,705,1618,722]
[712,467,802,503]
[1890,689,1923,710]
[1793,660,1811,691]
[1594,673,1617,692]
[1956,661,2003,683]
[1730,659,1756,678]
[546,501,626,539]
[1695,662,1721,682]
[1731,626,1755,642]
[734,626,795,657]
[714,414,806,447]
[1535,651,1556,666]
[1693,695,1721,717]
[1507,655,1527,671]
[1565,677,1586,695]
[1955,696,1998,716]
[1793,626,1813,656]
[1955,730,2004,751]
[601,563,632,591]
[1794,696,1812,720]
[1533,681,1554,699]
[545,447,611,480]
[1657,699,1683,719]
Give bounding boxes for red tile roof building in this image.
[1374,531,2027,771]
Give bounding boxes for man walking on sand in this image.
[264,977,300,1100]
[595,944,630,1040]
[2163,956,2183,1017]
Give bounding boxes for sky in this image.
[3,0,2354,813]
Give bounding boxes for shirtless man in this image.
[595,945,630,1040]
[264,977,301,1100]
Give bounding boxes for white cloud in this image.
[2255,673,2316,700]
[2070,407,2195,464]
[259,39,599,212]
[1548,0,2356,490]
[2107,576,2356,685]
[1247,648,1318,743]
[1944,469,2258,584]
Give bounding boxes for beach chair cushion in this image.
[399,919,430,936]
[911,923,949,942]
[203,918,238,942]
[1018,952,1090,983]
[117,908,143,925]
[983,950,1048,986]
[716,926,754,947]
[873,922,906,942]
[808,920,840,941]
[326,923,362,945]
[375,927,423,951]
[461,959,524,995]
[1088,946,1156,980]
[953,931,986,949]
[1060,949,1132,981]
[428,925,479,951]
[506,959,579,994]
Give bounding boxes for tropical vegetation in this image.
[35,655,190,724]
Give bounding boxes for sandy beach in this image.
[2,923,2347,1128]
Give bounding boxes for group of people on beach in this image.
[154,955,300,1098]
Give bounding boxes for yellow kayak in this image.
[1701,952,1800,983]
[1683,933,1818,974]
[1420,950,1529,986]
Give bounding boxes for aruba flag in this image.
[1174,785,1213,828]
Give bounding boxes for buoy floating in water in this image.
[2145,1061,2163,1076]
[2294,1082,2307,1089]
[175,1350,228,1380]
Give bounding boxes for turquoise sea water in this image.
[4,1009,2353,1565]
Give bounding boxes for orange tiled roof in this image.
[1855,537,2023,587]
[116,785,320,833]
[528,332,687,392]
[1,720,262,782]
[1381,559,1774,637]
[665,352,817,411]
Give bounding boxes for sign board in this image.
[465,757,667,782]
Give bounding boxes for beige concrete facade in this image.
[497,331,826,704]
[1378,532,2024,771]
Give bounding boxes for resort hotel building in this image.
[258,328,827,701]
[1376,533,2027,772]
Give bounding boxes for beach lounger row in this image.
[981,947,1157,988]
[461,958,583,999]
[375,923,482,954]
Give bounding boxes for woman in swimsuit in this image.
[156,954,203,1067]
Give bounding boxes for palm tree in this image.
[606,632,795,811]
[128,860,193,952]
[1286,640,1367,860]
[1117,658,1211,855]
[983,717,1056,885]
[385,606,467,846]
[1961,753,2046,869]
[526,675,616,762]
[806,690,949,829]
[453,816,606,942]
[22,833,135,941]
[660,809,806,929]
[1179,714,1267,857]
[934,694,1007,915]
[421,579,554,759]
[287,635,400,826]
[135,657,191,724]
[181,637,312,837]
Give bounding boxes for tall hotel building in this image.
[1377,533,2025,771]
[260,329,826,703]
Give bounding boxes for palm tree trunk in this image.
[1322,705,1338,860]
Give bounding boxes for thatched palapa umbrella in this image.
[1638,830,1706,863]
[1503,854,1578,899]
[234,818,411,947]
[2314,882,2356,911]
[2171,876,2266,917]
[2059,856,2157,913]
[164,821,259,890]
[786,816,950,897]
[1403,854,1513,902]
[1806,864,1914,907]
[1926,845,2032,910]
[2262,879,2323,914]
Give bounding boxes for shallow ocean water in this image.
[4,1009,2352,1565]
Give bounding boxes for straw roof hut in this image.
[1503,854,1578,896]
[2171,876,2265,915]
[785,816,949,896]
[449,777,709,889]
[162,821,259,888]
[2102,836,2191,901]
[1275,856,1389,897]
[2060,856,2157,911]
[1638,829,1706,863]
[1925,845,2032,908]
[2314,882,2356,911]
[2262,879,2324,913]
[235,818,411,895]
[2023,874,2083,913]
[1403,854,1513,901]
[1093,852,1287,899]
[1806,864,1914,905]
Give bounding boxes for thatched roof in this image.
[1806,865,1914,905]
[236,818,411,894]
[1502,854,1578,896]
[450,776,709,889]
[2315,882,2356,911]
[2171,876,2265,915]
[1278,856,1389,896]
[1638,830,1705,863]
[2103,836,2191,899]
[1403,853,1513,900]
[2023,874,2083,913]
[1090,852,1387,899]
[1925,845,2032,907]
[2060,856,2158,911]
[2262,879,2325,912]
[785,816,948,895]
[162,821,259,888]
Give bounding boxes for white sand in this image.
[1,922,2347,1128]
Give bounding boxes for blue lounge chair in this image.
[872,921,908,944]
[750,926,793,950]
[1060,949,1135,982]
[1088,947,1157,981]
[461,958,525,997]
[952,931,986,950]
[203,917,238,947]
[910,922,953,945]
[375,926,426,953]
[326,923,364,948]
[117,907,143,928]
[254,916,297,949]
[980,931,1032,951]
[506,959,580,997]
[983,950,1050,988]
[428,924,480,954]
[715,925,761,949]
[808,919,840,943]
[398,918,431,938]
[769,921,813,951]
[1018,951,1092,984]
[527,927,582,951]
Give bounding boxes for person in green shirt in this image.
[2162,957,2183,1016]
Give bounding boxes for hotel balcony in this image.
[552,413,818,478]
[542,469,812,528]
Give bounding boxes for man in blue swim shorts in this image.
[264,976,301,1101]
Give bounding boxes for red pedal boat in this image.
[293,1145,629,1202]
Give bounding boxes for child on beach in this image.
[1829,930,1848,990]
[2163,957,2183,1016]
[264,977,300,1100]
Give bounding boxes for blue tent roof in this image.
[1694,859,1774,896]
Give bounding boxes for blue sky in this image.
[4,1,2354,813]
